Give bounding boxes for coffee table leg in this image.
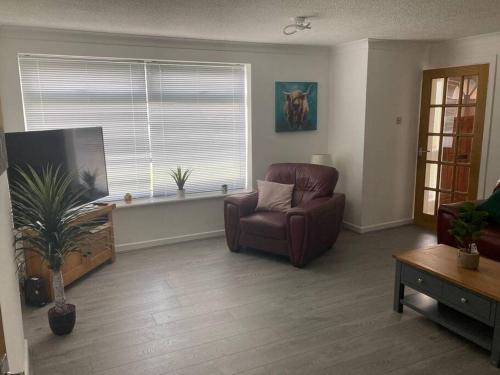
[492,303,500,367]
[393,261,404,313]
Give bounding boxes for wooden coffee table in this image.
[393,244,500,367]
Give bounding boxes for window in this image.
[18,55,249,200]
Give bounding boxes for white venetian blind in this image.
[18,56,151,200]
[146,62,247,196]
[18,55,249,199]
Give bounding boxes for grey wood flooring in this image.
[23,225,499,375]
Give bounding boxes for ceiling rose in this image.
[283,16,312,36]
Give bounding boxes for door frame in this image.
[414,64,489,228]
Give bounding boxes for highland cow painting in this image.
[275,82,317,132]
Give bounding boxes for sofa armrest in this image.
[286,193,345,267]
[438,202,463,218]
[438,199,486,217]
[437,199,485,246]
[224,191,258,217]
[224,191,258,252]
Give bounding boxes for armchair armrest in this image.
[286,193,345,267]
[224,191,258,217]
[224,191,258,252]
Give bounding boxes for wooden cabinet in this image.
[24,203,116,301]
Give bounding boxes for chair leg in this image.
[290,258,306,268]
[229,246,241,253]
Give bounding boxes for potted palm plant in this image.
[169,166,192,198]
[11,165,100,335]
[449,202,489,270]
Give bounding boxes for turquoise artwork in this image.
[275,82,318,132]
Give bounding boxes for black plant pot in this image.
[48,303,76,336]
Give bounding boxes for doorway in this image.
[414,64,489,228]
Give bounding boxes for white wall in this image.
[328,40,369,226]
[362,40,429,229]
[113,198,225,252]
[428,33,500,197]
[0,173,26,374]
[329,39,429,231]
[0,26,331,250]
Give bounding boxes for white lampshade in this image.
[310,153,332,166]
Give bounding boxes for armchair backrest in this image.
[265,163,339,206]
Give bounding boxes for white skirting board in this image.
[116,218,414,252]
[116,229,225,252]
[343,218,414,234]
[25,339,30,375]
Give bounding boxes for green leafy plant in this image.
[11,165,101,314]
[168,166,192,190]
[449,202,489,253]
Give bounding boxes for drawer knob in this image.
[461,297,468,304]
[417,278,423,284]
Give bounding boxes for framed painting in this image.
[275,81,318,132]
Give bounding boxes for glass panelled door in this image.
[414,65,489,228]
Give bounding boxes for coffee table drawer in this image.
[401,265,442,298]
[441,283,493,324]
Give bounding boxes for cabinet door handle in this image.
[461,297,468,304]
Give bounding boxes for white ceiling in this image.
[1,0,500,46]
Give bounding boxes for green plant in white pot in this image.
[11,165,100,335]
[169,166,192,198]
[448,202,488,270]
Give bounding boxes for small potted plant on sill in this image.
[169,166,192,199]
[11,165,101,335]
[448,202,488,270]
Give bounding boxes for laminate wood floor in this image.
[23,225,499,375]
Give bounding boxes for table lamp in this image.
[310,153,332,166]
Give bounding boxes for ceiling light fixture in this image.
[283,16,312,36]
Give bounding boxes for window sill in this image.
[112,189,253,209]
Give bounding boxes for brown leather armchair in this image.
[224,163,345,267]
[437,181,500,262]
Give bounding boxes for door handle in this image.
[418,147,431,157]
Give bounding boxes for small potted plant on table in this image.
[169,166,192,198]
[11,165,100,335]
[449,202,488,270]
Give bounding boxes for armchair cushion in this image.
[240,211,287,240]
[256,180,294,212]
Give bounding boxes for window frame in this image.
[17,53,252,201]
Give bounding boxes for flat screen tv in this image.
[5,127,109,203]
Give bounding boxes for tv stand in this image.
[23,203,116,301]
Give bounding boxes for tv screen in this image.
[5,127,109,203]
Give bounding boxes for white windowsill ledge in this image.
[112,189,253,209]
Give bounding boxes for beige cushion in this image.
[256,180,294,212]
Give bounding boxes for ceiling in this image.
[1,0,500,46]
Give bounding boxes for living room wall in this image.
[328,40,369,227]
[0,26,331,250]
[0,173,26,374]
[362,40,429,229]
[328,39,429,232]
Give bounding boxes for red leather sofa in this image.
[224,163,345,267]
[437,181,500,262]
